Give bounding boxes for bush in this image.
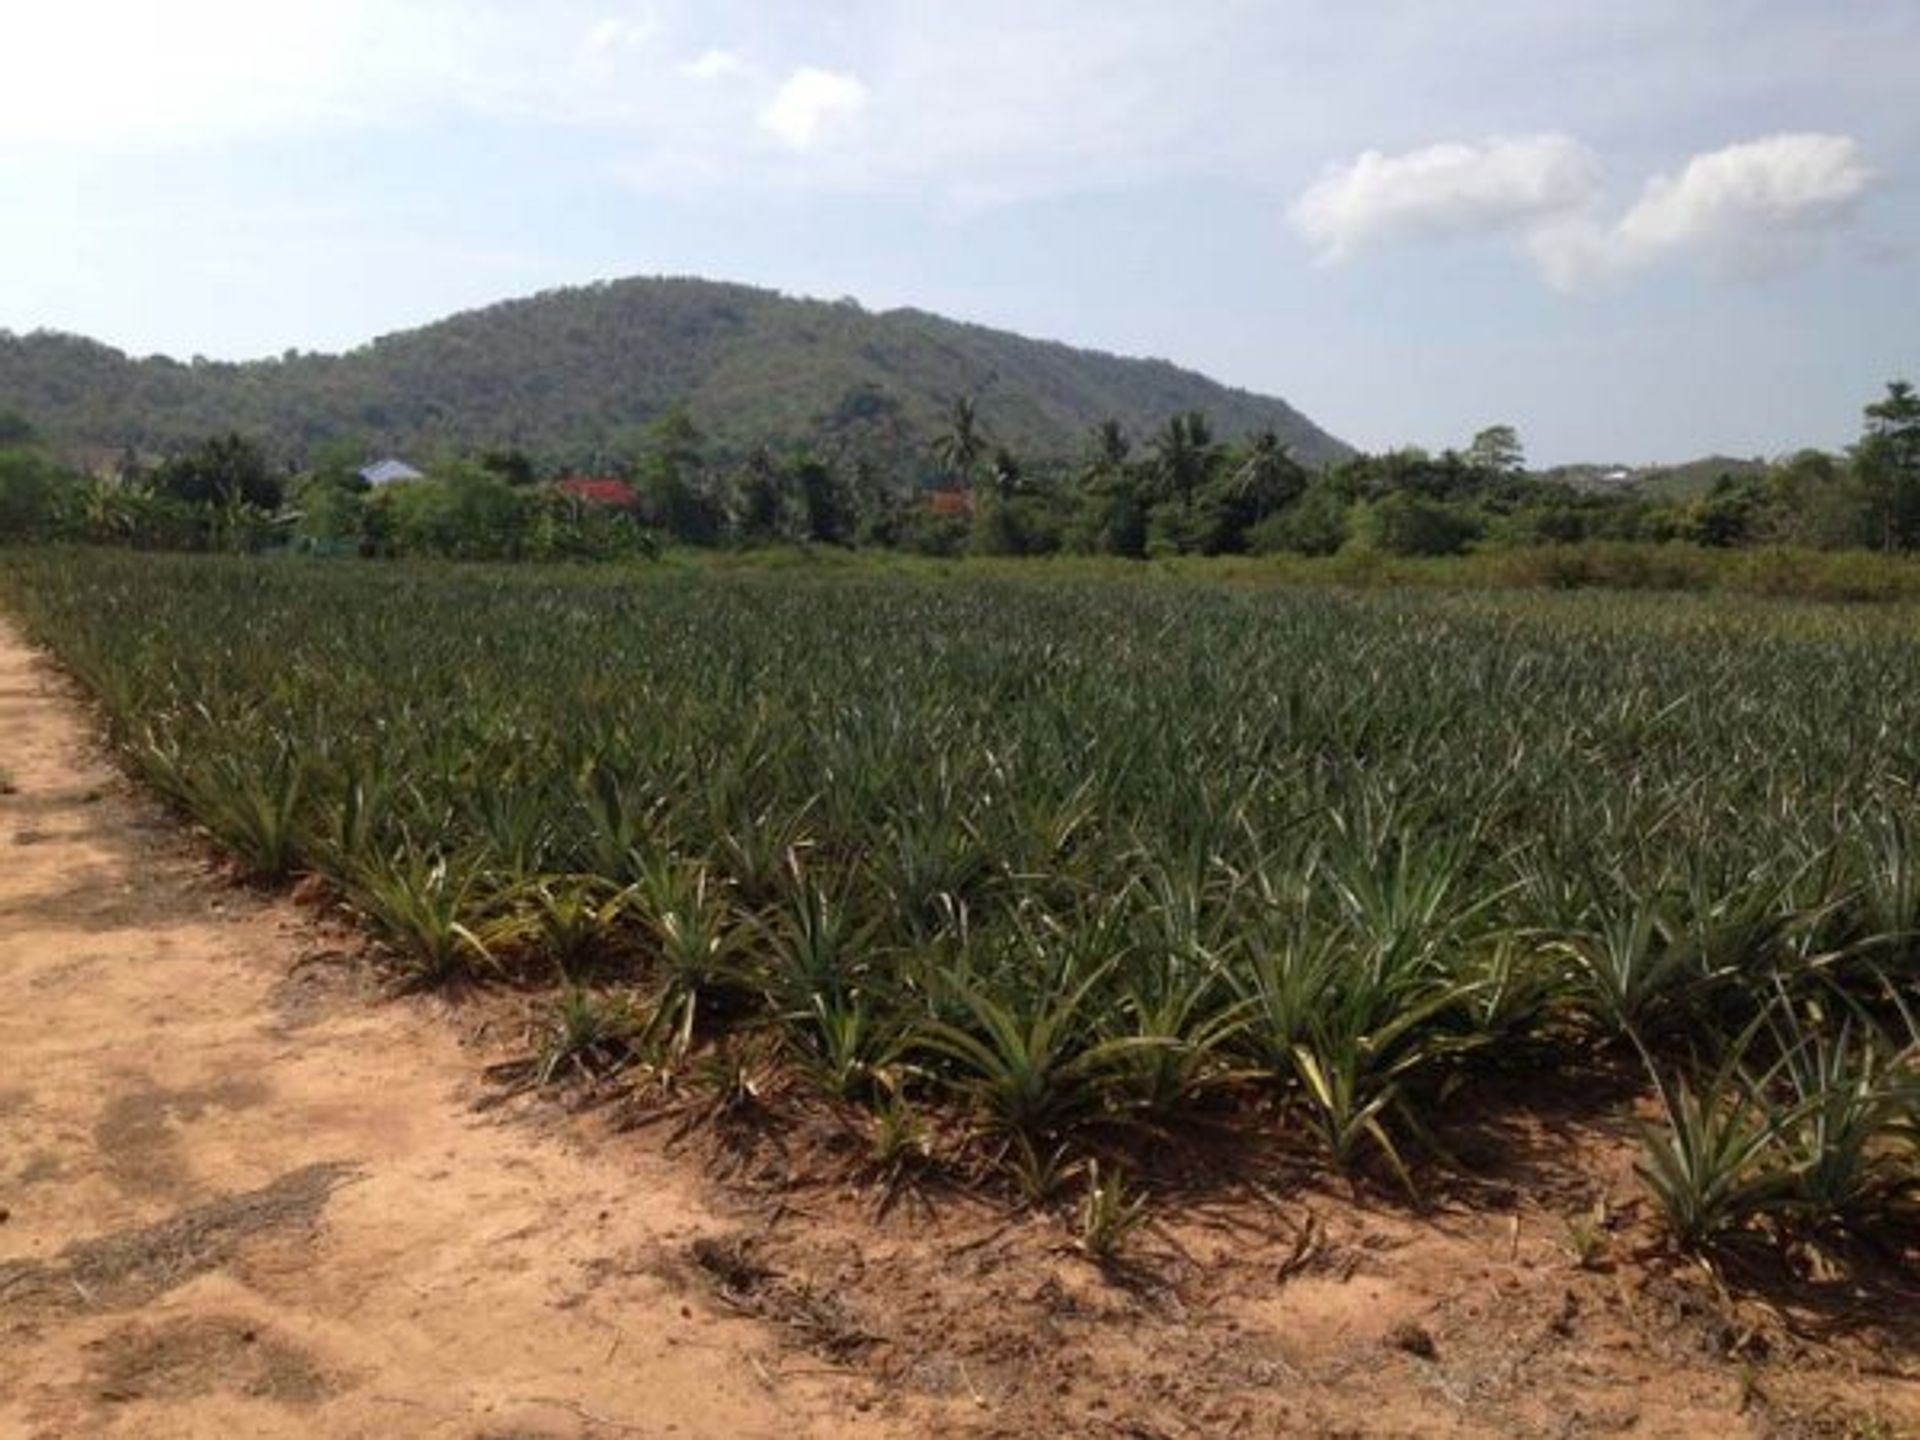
[376,463,532,560]
[0,449,74,541]
[1248,482,1349,556]
[896,508,970,557]
[1353,491,1483,557]
[151,433,282,511]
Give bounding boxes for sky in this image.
[1,1,1915,465]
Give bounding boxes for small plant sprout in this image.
[1562,1204,1610,1271]
[1076,1160,1150,1265]
[537,985,640,1085]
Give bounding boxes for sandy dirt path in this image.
[0,618,891,1439]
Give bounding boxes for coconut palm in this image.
[931,396,988,486]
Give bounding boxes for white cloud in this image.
[1293,130,1877,289]
[759,67,867,151]
[1290,135,1600,261]
[1533,133,1876,288]
[0,1,1902,249]
[682,48,749,83]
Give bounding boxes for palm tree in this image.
[1076,421,1146,558]
[1081,420,1131,486]
[931,396,988,487]
[1150,411,1218,510]
[985,447,1024,501]
[1225,429,1306,517]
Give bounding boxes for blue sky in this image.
[1,1,1914,464]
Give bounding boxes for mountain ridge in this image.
[0,276,1350,473]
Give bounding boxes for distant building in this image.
[925,486,973,518]
[554,475,640,508]
[359,458,424,487]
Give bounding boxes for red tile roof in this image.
[555,476,639,507]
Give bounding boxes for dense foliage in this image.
[0,276,1346,472]
[3,382,1917,581]
[3,551,1914,1253]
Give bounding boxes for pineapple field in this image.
[4,548,1915,1267]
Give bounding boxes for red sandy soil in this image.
[3,615,1916,1438]
[0,619,893,1438]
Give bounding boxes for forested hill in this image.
[0,277,1349,471]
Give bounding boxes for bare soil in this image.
[3,616,1917,1438]
[0,619,893,1439]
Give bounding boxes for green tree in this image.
[931,396,988,485]
[969,488,1021,556]
[960,443,1030,556]
[1247,477,1349,555]
[289,473,368,553]
[793,454,855,544]
[151,433,282,510]
[1856,380,1920,550]
[1228,430,1308,513]
[848,456,911,547]
[1192,429,1308,553]
[382,461,530,559]
[734,446,798,542]
[478,447,538,487]
[1679,475,1764,548]
[637,406,724,545]
[1149,411,1219,513]
[1767,449,1870,549]
[78,474,145,544]
[1141,411,1221,555]
[0,449,71,540]
[286,439,371,553]
[1465,425,1524,476]
[1073,421,1147,558]
[983,446,1023,502]
[1354,490,1481,556]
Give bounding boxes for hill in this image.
[1536,455,1773,499]
[0,277,1349,474]
[1624,455,1771,501]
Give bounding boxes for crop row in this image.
[2,550,1914,1254]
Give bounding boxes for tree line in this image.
[2,382,1916,563]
